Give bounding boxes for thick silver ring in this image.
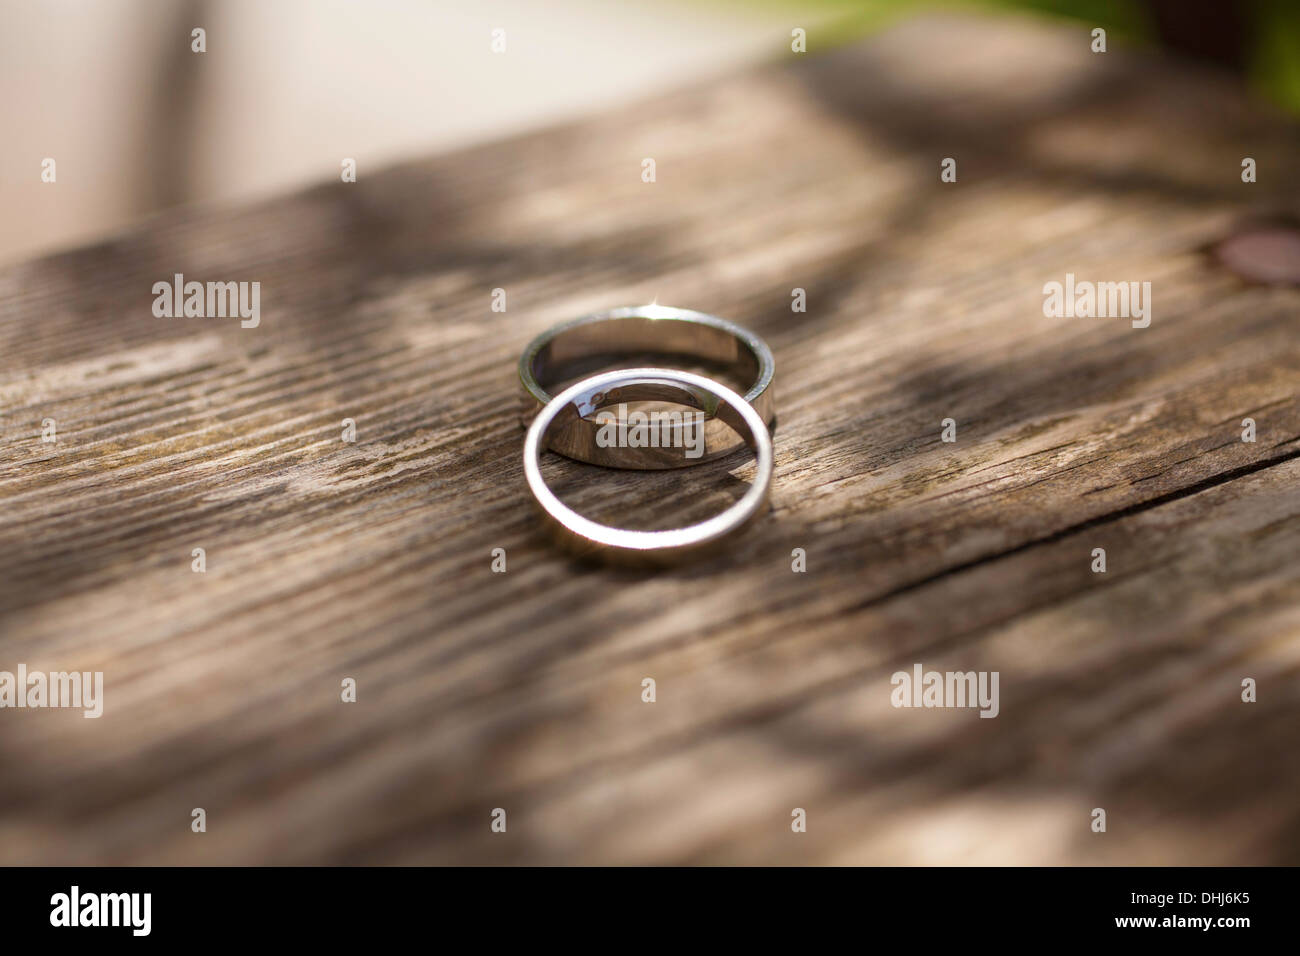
[523,368,774,564]
[518,305,775,469]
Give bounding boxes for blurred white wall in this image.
[0,0,820,264]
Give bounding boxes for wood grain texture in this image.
[1,13,1298,865]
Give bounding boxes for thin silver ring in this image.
[518,305,775,469]
[523,368,774,563]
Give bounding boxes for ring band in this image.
[523,368,774,564]
[518,305,775,469]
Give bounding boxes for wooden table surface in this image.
[1,14,1297,865]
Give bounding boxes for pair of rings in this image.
[518,305,776,563]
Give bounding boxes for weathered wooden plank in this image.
[0,14,1297,864]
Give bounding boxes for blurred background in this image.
[2,0,1297,266]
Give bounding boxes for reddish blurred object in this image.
[1212,222,1300,286]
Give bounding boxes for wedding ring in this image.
[518,305,775,469]
[523,368,774,564]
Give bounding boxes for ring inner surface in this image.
[534,317,760,400]
[543,381,757,450]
